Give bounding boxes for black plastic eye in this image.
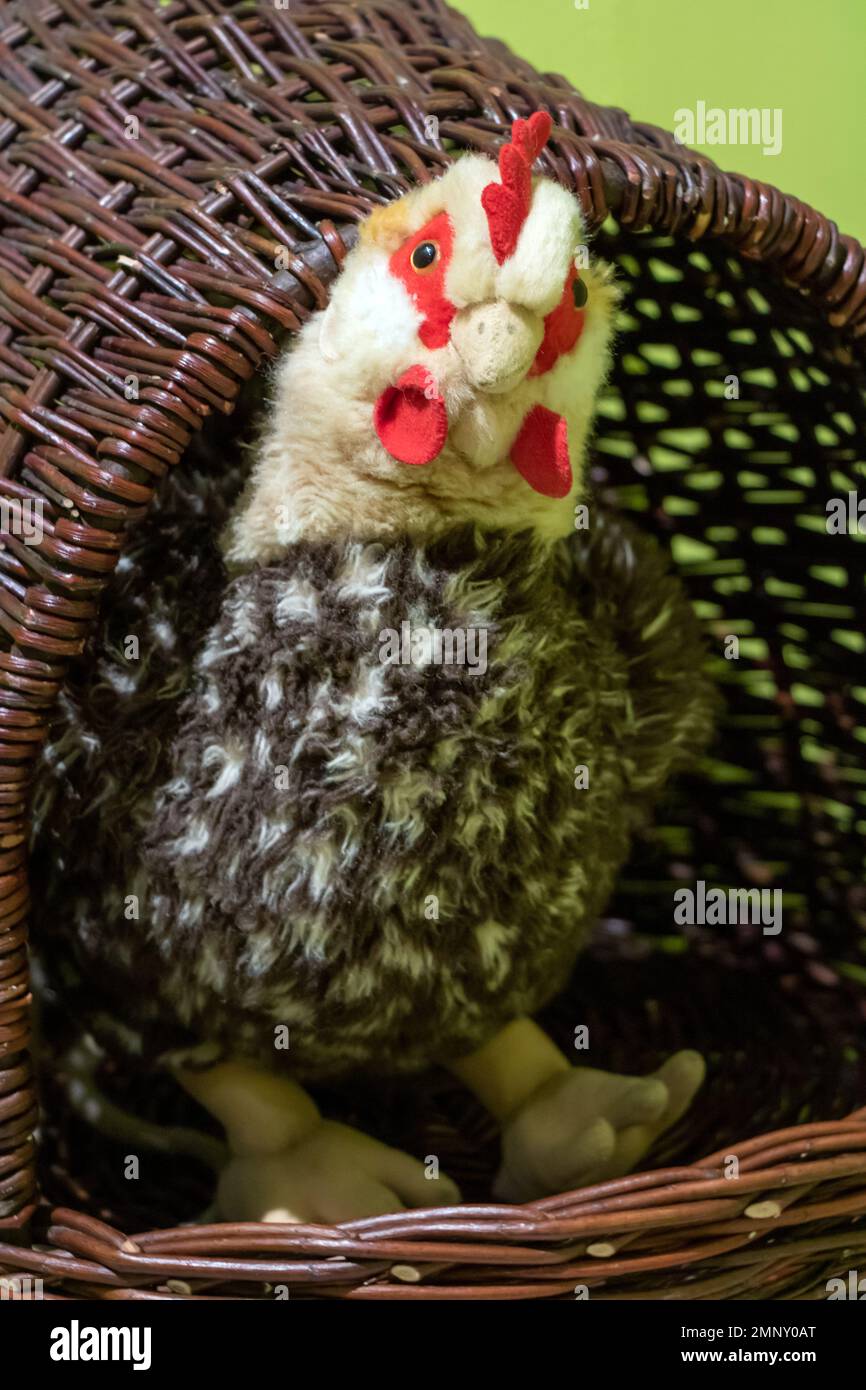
[411,240,438,271]
[572,276,588,308]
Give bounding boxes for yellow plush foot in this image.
[493,1050,705,1202]
[217,1119,461,1224]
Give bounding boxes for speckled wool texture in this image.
[33,509,717,1082]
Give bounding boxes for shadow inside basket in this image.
[31,221,866,1235]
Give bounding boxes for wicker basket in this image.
[1,0,865,1301]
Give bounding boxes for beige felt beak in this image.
[450,299,543,394]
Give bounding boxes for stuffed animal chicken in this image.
[35,115,716,1222]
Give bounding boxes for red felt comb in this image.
[481,111,553,265]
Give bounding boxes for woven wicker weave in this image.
[0,0,864,1301]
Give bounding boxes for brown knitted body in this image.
[33,509,716,1082]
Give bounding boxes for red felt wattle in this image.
[373,365,448,466]
[510,404,572,498]
[481,111,553,265]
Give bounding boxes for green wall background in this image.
[459,0,866,241]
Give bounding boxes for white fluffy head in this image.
[225,134,618,567]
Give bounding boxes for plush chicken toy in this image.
[35,115,716,1222]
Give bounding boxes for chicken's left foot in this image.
[493,1050,705,1202]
